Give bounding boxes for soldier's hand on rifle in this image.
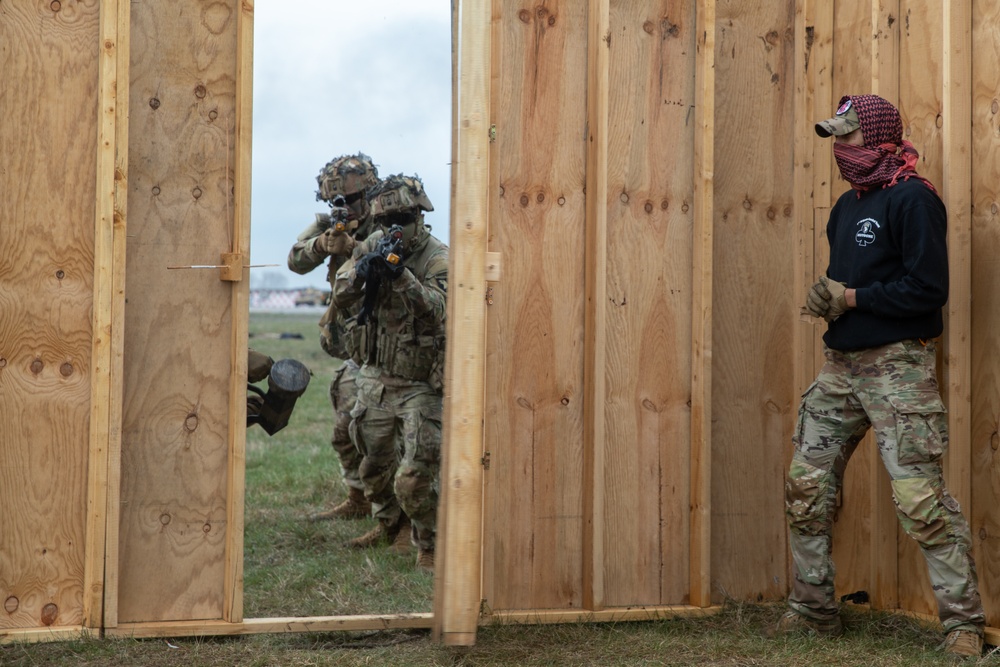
[314,228,356,257]
[354,251,380,284]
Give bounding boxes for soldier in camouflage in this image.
[778,95,985,658]
[287,153,379,523]
[332,174,447,571]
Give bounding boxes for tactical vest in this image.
[358,227,447,388]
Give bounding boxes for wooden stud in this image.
[582,0,610,613]
[690,0,715,609]
[433,0,491,647]
[941,0,973,511]
[85,0,123,630]
[101,0,132,631]
[224,0,255,625]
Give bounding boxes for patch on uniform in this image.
[855,218,880,247]
[837,99,852,116]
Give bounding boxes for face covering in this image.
[833,94,937,194]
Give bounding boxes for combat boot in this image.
[388,518,413,555]
[347,517,406,549]
[769,610,843,638]
[941,629,983,658]
[416,548,434,571]
[308,487,371,522]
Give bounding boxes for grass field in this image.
[2,312,993,665]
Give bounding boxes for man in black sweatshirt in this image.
[774,94,985,658]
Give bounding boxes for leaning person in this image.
[777,94,985,659]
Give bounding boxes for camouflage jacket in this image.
[287,211,375,360]
[333,225,448,388]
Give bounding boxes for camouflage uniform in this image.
[787,339,984,633]
[334,175,447,556]
[287,154,378,502]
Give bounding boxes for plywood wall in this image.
[473,0,1000,634]
[116,0,243,624]
[0,1,101,632]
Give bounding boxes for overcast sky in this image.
[250,1,452,289]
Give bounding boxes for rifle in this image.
[356,225,404,326]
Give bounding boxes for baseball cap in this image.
[815,98,861,138]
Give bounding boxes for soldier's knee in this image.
[890,476,968,549]
[786,458,835,536]
[395,467,424,500]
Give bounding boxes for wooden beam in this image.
[941,0,973,510]
[108,614,434,639]
[99,0,131,632]
[868,0,901,612]
[86,0,127,630]
[690,0,716,609]
[433,0,490,647]
[483,605,723,626]
[224,0,255,625]
[0,627,95,646]
[582,0,609,613]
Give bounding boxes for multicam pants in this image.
[350,364,442,551]
[329,359,363,491]
[786,339,984,633]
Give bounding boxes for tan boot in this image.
[769,610,843,638]
[941,629,983,658]
[309,487,371,522]
[416,548,434,571]
[347,517,406,549]
[388,518,413,555]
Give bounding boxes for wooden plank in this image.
[583,0,609,612]
[825,0,874,612]
[893,0,944,618]
[970,0,1000,631]
[602,0,695,608]
[108,614,434,638]
[690,0,715,609]
[84,0,126,630]
[793,0,818,399]
[484,605,722,625]
[101,0,132,631]
[118,0,241,623]
[479,0,504,610]
[482,0,589,612]
[708,0,794,604]
[0,627,94,646]
[0,1,100,632]
[434,0,491,647]
[223,0,253,625]
[940,0,973,522]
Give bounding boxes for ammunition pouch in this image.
[247,358,312,436]
[375,327,445,387]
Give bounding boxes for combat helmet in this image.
[316,153,379,204]
[369,173,434,219]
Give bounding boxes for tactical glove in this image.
[354,251,380,284]
[314,229,356,257]
[805,278,831,318]
[820,276,848,322]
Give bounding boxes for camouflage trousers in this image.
[329,359,363,491]
[350,364,442,551]
[786,340,984,634]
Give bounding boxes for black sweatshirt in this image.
[823,178,948,351]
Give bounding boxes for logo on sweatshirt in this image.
[855,218,880,246]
